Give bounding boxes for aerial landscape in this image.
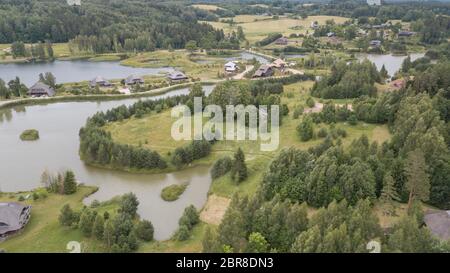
[0,0,450,257]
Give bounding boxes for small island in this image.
[20,129,40,141]
[161,183,188,202]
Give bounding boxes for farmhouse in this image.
[224,61,238,73]
[253,65,274,78]
[90,76,112,88]
[398,31,414,37]
[424,210,450,241]
[271,58,286,70]
[27,82,55,97]
[274,37,288,45]
[125,75,144,85]
[0,202,31,239]
[167,71,188,81]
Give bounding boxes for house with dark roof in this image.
[398,31,414,37]
[253,65,274,78]
[125,75,144,85]
[0,202,31,239]
[27,82,55,97]
[90,76,112,88]
[424,210,450,241]
[274,37,288,45]
[167,71,188,81]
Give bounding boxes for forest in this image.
[0,0,238,50]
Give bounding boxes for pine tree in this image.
[93,214,105,240]
[380,173,400,216]
[63,170,77,194]
[103,219,115,250]
[59,204,75,226]
[404,149,430,212]
[231,148,247,183]
[380,64,389,79]
[79,209,95,237]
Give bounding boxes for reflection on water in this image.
[356,53,425,77]
[0,60,176,86]
[0,85,215,240]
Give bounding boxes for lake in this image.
[356,53,425,77]
[0,60,176,86]
[0,85,215,240]
[224,52,270,64]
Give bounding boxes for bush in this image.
[211,156,233,179]
[20,129,39,141]
[306,97,315,108]
[18,195,25,201]
[176,225,191,241]
[293,106,304,119]
[348,114,358,125]
[317,128,328,138]
[32,192,39,200]
[179,205,200,230]
[134,220,154,242]
[161,183,188,202]
[297,116,314,141]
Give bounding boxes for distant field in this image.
[191,4,223,11]
[203,15,350,44]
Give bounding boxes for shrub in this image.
[176,225,191,241]
[306,97,315,108]
[211,156,233,179]
[317,128,328,138]
[134,220,154,242]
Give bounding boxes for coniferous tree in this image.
[63,170,77,194]
[380,173,400,216]
[404,149,430,212]
[93,214,105,240]
[231,148,248,183]
[59,204,75,227]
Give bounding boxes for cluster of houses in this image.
[0,202,31,240]
[253,58,287,78]
[27,70,190,97]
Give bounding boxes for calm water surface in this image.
[0,60,176,86]
[0,85,214,240]
[356,53,425,77]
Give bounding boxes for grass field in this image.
[105,81,390,198]
[191,4,224,11]
[203,15,350,44]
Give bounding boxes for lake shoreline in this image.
[0,81,218,110]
